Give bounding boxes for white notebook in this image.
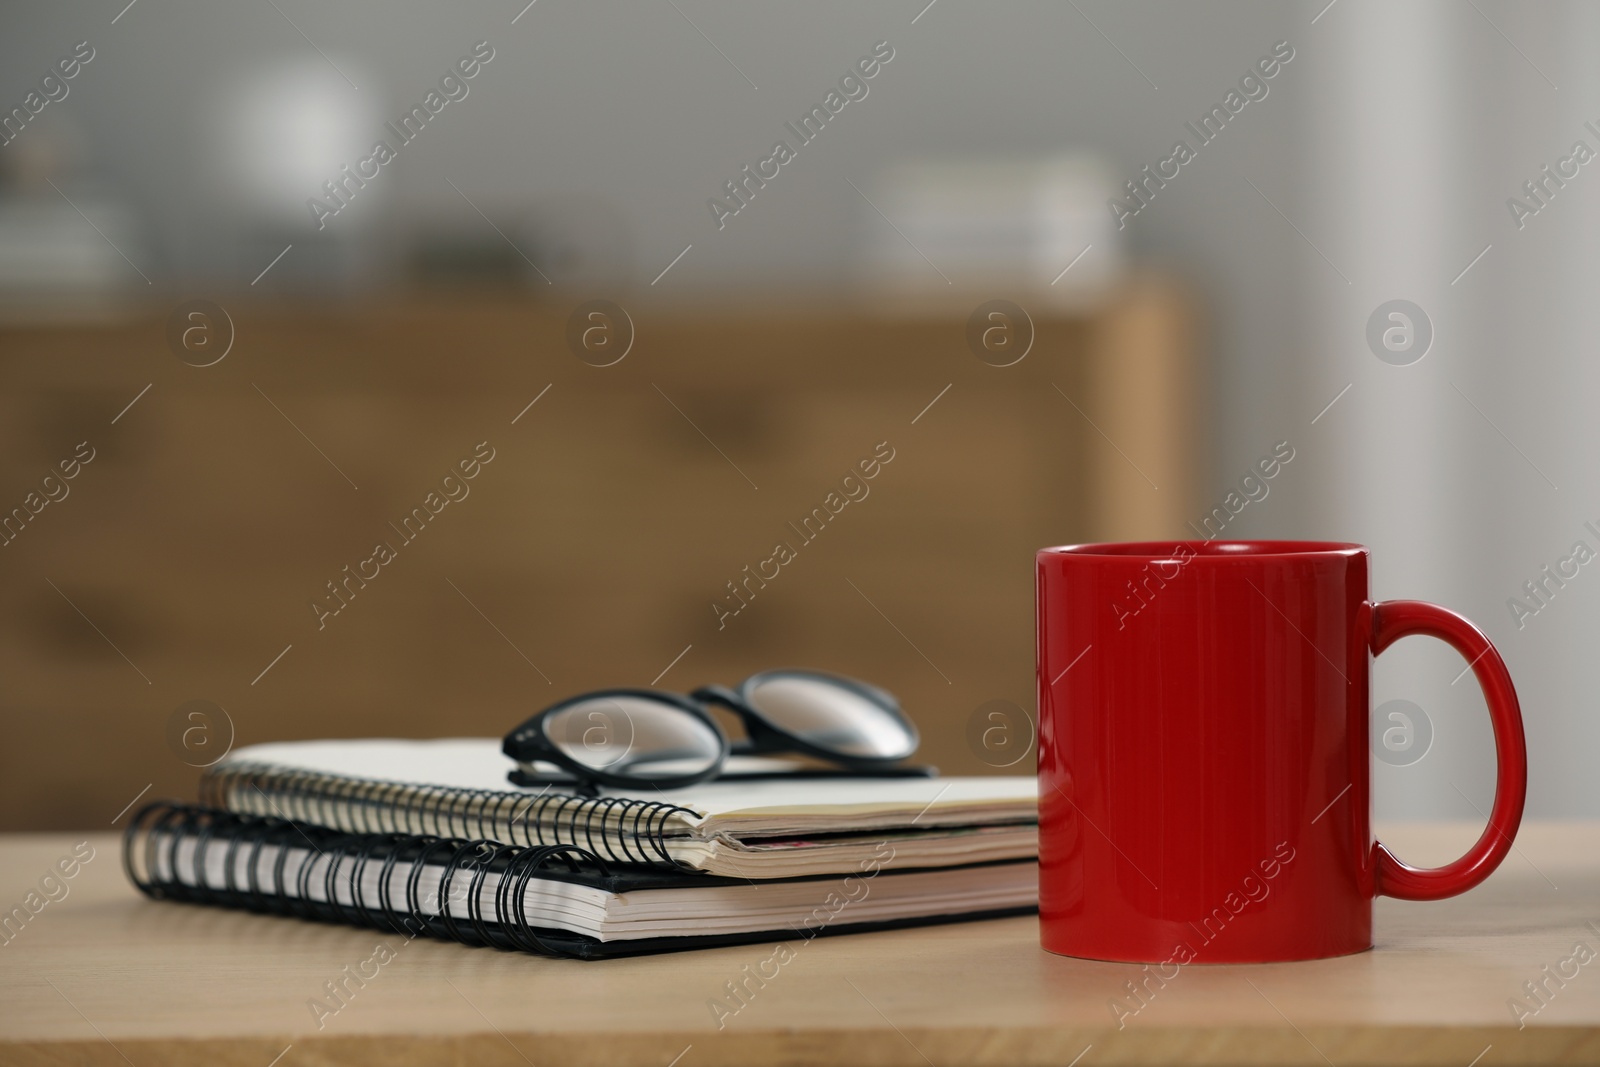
[205,738,1038,879]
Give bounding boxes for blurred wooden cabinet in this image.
[0,278,1197,829]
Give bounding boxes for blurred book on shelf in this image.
[860,155,1123,314]
[0,126,145,323]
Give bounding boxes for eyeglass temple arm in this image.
[506,767,604,796]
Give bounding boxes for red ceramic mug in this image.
[1036,541,1526,963]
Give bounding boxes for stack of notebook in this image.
[125,738,1039,959]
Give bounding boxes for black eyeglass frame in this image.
[502,669,923,792]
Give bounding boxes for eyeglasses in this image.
[501,669,929,792]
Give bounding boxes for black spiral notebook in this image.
[203,738,1038,878]
[125,803,1039,960]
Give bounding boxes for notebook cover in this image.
[211,737,1038,829]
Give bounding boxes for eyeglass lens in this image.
[541,696,723,780]
[744,675,917,759]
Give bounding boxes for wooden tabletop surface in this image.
[2,822,1597,1066]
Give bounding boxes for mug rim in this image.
[1039,539,1366,560]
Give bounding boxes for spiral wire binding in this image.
[200,761,699,869]
[124,802,612,959]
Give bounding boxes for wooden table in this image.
[2,823,1596,1066]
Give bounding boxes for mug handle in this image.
[1369,600,1528,901]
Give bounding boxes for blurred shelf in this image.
[0,278,1200,829]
